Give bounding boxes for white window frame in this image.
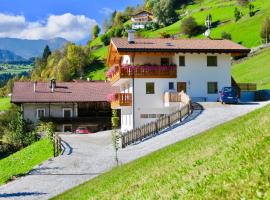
[36,108,45,120]
[63,124,73,133]
[62,108,73,118]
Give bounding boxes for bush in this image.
[160,32,171,38]
[221,32,232,40]
[6,111,36,149]
[37,122,56,140]
[260,17,270,44]
[234,8,242,22]
[100,34,111,46]
[181,17,199,37]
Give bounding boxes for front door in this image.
[177,82,187,93]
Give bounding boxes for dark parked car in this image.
[220,87,239,104]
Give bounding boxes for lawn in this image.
[0,138,54,185]
[53,105,270,199]
[232,47,270,90]
[0,97,11,111]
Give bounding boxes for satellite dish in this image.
[204,29,211,38]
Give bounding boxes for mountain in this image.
[0,37,68,59]
[0,49,27,63]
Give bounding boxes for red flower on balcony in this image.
[107,93,117,102]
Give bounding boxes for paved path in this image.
[0,102,269,200]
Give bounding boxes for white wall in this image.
[119,53,232,130]
[174,53,231,101]
[23,103,77,124]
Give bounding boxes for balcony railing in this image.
[108,93,132,109]
[164,91,191,107]
[107,65,177,85]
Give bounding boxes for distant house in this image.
[131,10,155,30]
[106,32,250,132]
[11,80,118,132]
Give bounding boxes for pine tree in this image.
[42,45,51,62]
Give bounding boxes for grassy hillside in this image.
[0,97,11,111]
[232,47,270,90]
[91,0,270,62]
[53,105,270,200]
[0,138,54,185]
[141,0,270,48]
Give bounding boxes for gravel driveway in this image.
[0,101,269,200]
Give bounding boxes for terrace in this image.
[107,64,177,85]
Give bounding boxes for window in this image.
[146,82,155,94]
[207,56,217,67]
[36,108,45,119]
[208,82,218,94]
[169,82,174,90]
[140,114,148,118]
[63,125,72,132]
[63,108,72,118]
[161,58,169,66]
[177,82,187,93]
[179,56,185,67]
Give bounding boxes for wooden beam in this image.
[118,52,175,56]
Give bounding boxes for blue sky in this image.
[0,0,143,42]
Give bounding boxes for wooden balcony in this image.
[111,93,132,109]
[108,65,177,85]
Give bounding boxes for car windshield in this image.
[79,128,86,130]
[223,87,237,96]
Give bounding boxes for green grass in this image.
[92,46,109,60]
[0,97,11,111]
[53,105,270,200]
[0,138,54,185]
[91,0,270,65]
[232,47,270,90]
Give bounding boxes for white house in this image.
[106,33,250,132]
[131,10,155,30]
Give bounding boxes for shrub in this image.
[260,17,270,44]
[221,32,232,40]
[181,17,199,37]
[234,8,242,22]
[37,122,56,140]
[100,34,111,46]
[160,32,171,38]
[6,111,36,149]
[249,4,255,17]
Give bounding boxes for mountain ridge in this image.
[0,37,68,59]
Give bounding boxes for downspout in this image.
[132,55,135,129]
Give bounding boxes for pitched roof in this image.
[131,10,153,17]
[111,38,250,54]
[11,81,119,103]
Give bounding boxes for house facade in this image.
[106,35,250,132]
[131,10,155,30]
[11,80,118,132]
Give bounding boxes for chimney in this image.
[128,30,135,44]
[50,79,56,93]
[33,81,37,93]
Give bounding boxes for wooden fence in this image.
[121,103,192,148]
[53,134,62,157]
[238,83,257,91]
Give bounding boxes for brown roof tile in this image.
[12,81,119,103]
[111,38,250,54]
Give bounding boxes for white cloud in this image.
[0,13,97,42]
[99,7,114,16]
